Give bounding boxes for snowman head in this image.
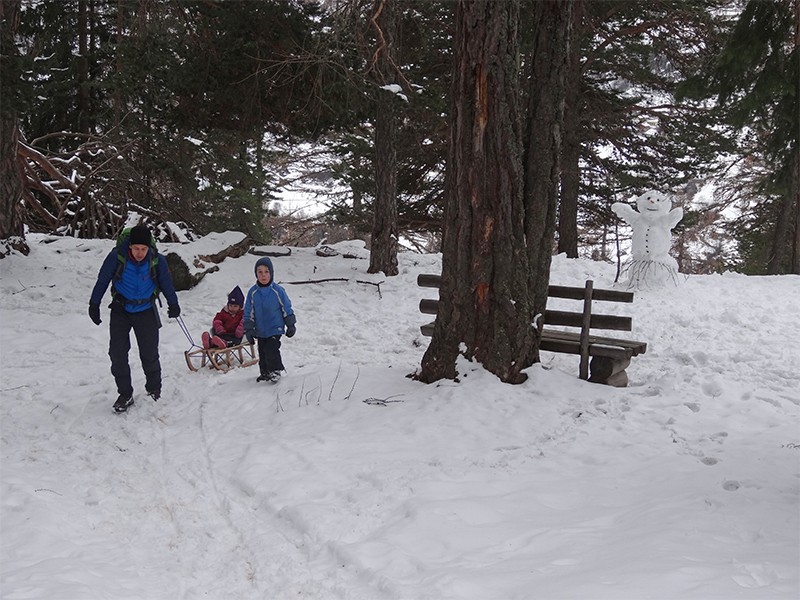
[635,190,671,217]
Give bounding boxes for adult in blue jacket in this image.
[243,256,296,383]
[88,225,180,412]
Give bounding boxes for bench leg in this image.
[604,370,629,387]
[589,357,631,386]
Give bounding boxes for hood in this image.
[254,257,274,282]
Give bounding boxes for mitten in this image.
[244,320,255,344]
[168,304,181,318]
[89,304,101,325]
[284,313,296,337]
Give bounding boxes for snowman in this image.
[611,190,683,289]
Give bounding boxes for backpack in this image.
[111,227,161,305]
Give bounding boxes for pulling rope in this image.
[175,315,201,349]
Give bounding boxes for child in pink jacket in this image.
[202,286,245,349]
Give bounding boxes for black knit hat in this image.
[128,224,152,247]
[227,286,244,306]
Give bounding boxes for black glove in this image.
[168,304,180,318]
[284,313,296,338]
[89,304,101,325]
[246,332,255,345]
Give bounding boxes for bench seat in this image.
[540,329,647,360]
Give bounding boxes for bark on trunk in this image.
[0,0,29,255]
[419,0,533,384]
[78,0,91,134]
[368,0,399,276]
[767,187,794,274]
[523,0,573,361]
[557,0,583,258]
[791,146,800,274]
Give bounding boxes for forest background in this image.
[0,0,798,277]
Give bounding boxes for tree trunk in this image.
[791,145,800,274]
[77,0,91,134]
[767,187,794,274]
[368,0,399,276]
[557,0,583,258]
[793,0,800,274]
[523,0,573,360]
[0,0,29,256]
[419,0,533,384]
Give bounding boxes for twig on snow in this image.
[305,383,320,407]
[13,281,56,294]
[282,278,383,298]
[344,367,360,401]
[363,394,405,406]
[328,361,342,402]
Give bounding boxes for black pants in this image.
[109,305,161,397]
[215,332,242,347]
[257,336,284,375]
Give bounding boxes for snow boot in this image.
[147,389,160,402]
[202,332,211,349]
[114,394,134,413]
[268,371,281,383]
[211,335,227,349]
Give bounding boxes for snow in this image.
[380,84,409,102]
[1,234,798,600]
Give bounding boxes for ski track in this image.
[130,375,395,600]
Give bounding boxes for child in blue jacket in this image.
[243,257,296,383]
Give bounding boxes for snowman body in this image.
[612,190,683,288]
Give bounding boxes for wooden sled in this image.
[185,342,258,373]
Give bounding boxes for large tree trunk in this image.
[368,0,399,276]
[419,0,533,384]
[793,0,800,274]
[790,145,800,274]
[0,0,29,256]
[556,0,583,258]
[767,186,795,274]
[77,0,91,134]
[523,0,573,360]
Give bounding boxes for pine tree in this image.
[0,0,29,255]
[419,0,572,384]
[556,0,732,259]
[710,0,799,274]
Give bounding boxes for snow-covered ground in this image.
[1,234,798,600]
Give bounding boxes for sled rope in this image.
[175,316,201,349]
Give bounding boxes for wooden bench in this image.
[417,274,647,387]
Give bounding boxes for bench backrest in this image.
[417,274,637,380]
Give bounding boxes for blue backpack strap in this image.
[111,232,161,304]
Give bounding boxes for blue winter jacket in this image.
[243,257,295,338]
[89,241,179,313]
